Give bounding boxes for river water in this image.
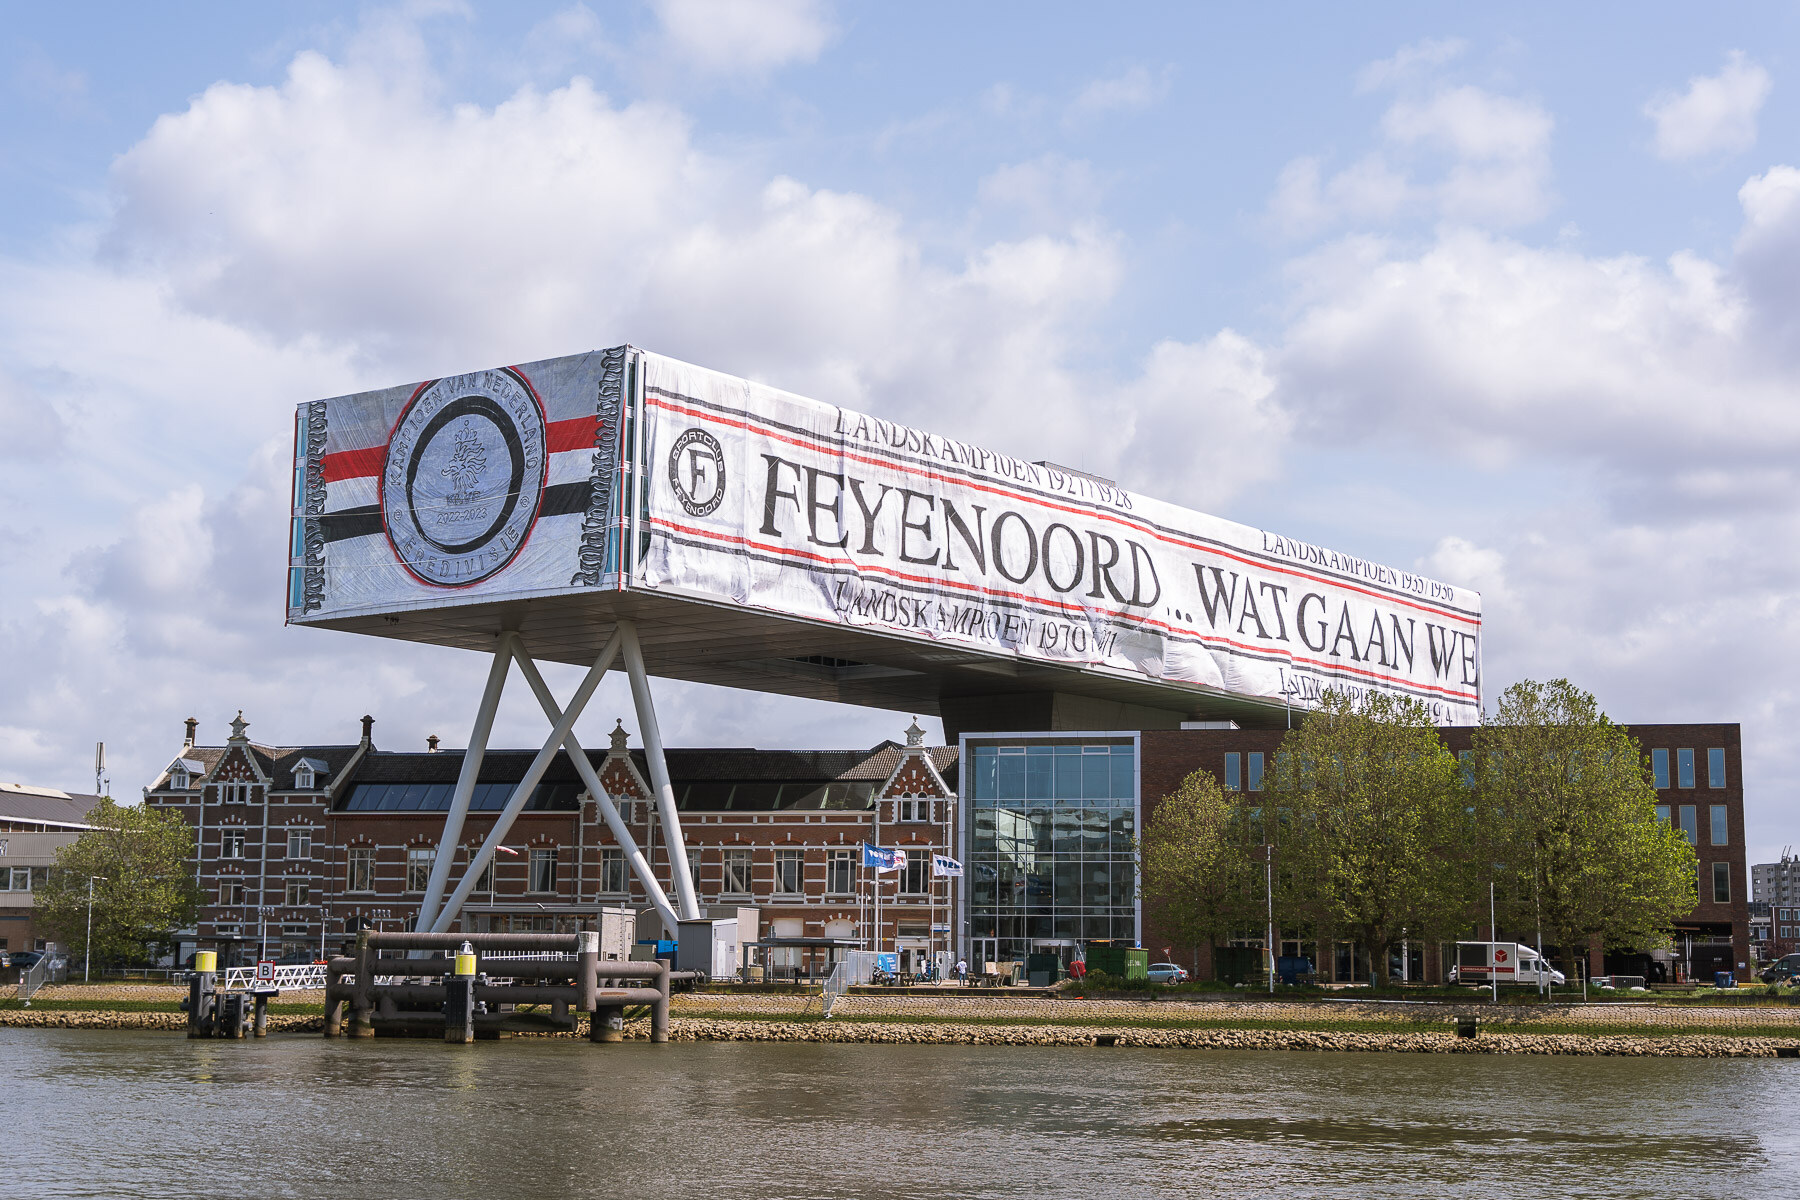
[3,1028,1796,1197]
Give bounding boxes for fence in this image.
[18,955,67,1002]
[816,950,879,1018]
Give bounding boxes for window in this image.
[901,855,928,895]
[528,847,558,893]
[1655,805,1671,825]
[287,829,312,859]
[221,878,245,906]
[1224,752,1241,791]
[774,849,804,895]
[7,866,28,891]
[1678,806,1697,846]
[475,858,494,893]
[827,849,854,894]
[1710,805,1728,846]
[1677,748,1695,789]
[723,848,753,895]
[1247,752,1264,792]
[685,848,702,892]
[898,798,932,823]
[1708,748,1726,788]
[222,829,245,859]
[170,769,190,790]
[1458,750,1474,786]
[284,878,309,906]
[1713,861,1731,904]
[598,847,626,894]
[406,847,436,892]
[1652,749,1670,790]
[217,781,253,804]
[347,847,374,893]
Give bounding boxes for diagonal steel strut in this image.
[618,619,701,921]
[415,633,513,935]
[429,627,624,933]
[506,640,681,935]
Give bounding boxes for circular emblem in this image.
[668,427,726,517]
[381,369,546,587]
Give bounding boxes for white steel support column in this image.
[617,620,700,921]
[507,641,680,935]
[415,634,514,935]
[430,628,624,933]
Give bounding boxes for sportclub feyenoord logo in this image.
[669,428,726,517]
[381,369,547,587]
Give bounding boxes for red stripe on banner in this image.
[646,393,1480,629]
[319,416,603,483]
[649,516,1482,703]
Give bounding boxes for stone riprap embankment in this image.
[6,984,1799,1055]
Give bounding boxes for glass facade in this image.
[964,737,1137,961]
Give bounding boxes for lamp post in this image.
[84,876,106,982]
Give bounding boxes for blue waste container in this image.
[1714,970,1736,988]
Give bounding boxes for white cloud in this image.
[0,25,1275,803]
[1067,64,1171,123]
[1646,51,1770,161]
[976,155,1104,229]
[1355,36,1467,94]
[1268,57,1554,238]
[650,0,834,78]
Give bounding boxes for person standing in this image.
[955,957,968,984]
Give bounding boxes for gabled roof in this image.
[0,783,101,828]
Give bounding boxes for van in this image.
[1447,941,1566,986]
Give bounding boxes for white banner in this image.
[636,352,1481,723]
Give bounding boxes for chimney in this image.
[360,714,374,744]
[183,717,198,748]
[427,734,440,753]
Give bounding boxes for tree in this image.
[36,797,201,968]
[1139,769,1261,974]
[1473,679,1696,978]
[1272,689,1474,988]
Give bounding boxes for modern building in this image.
[145,712,958,971]
[1753,852,1800,906]
[1124,723,1750,983]
[0,783,98,956]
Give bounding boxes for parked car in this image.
[1760,953,1800,984]
[10,950,45,976]
[1146,962,1189,984]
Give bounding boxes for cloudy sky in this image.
[3,2,1798,863]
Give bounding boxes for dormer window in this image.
[294,768,315,790]
[170,769,190,791]
[292,757,328,793]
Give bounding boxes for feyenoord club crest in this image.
[382,369,547,587]
[668,427,726,517]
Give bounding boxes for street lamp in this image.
[84,876,106,982]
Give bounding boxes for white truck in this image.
[1447,941,1567,986]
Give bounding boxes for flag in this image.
[932,854,963,878]
[862,844,906,872]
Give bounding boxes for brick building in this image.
[1131,723,1750,983]
[145,712,957,971]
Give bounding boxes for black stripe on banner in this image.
[319,482,591,543]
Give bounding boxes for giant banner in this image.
[636,352,1482,723]
[288,349,625,619]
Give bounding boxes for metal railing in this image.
[221,964,327,990]
[815,950,878,1018]
[18,956,67,1002]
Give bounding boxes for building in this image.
[1123,722,1750,983]
[149,710,1751,982]
[145,712,958,972]
[1753,852,1800,906]
[0,783,99,956]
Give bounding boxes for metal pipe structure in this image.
[429,627,624,934]
[508,642,681,933]
[618,620,700,920]
[416,635,515,934]
[375,983,665,1007]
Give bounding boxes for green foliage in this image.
[35,797,201,967]
[1270,690,1474,987]
[1473,679,1698,975]
[1138,768,1262,965]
